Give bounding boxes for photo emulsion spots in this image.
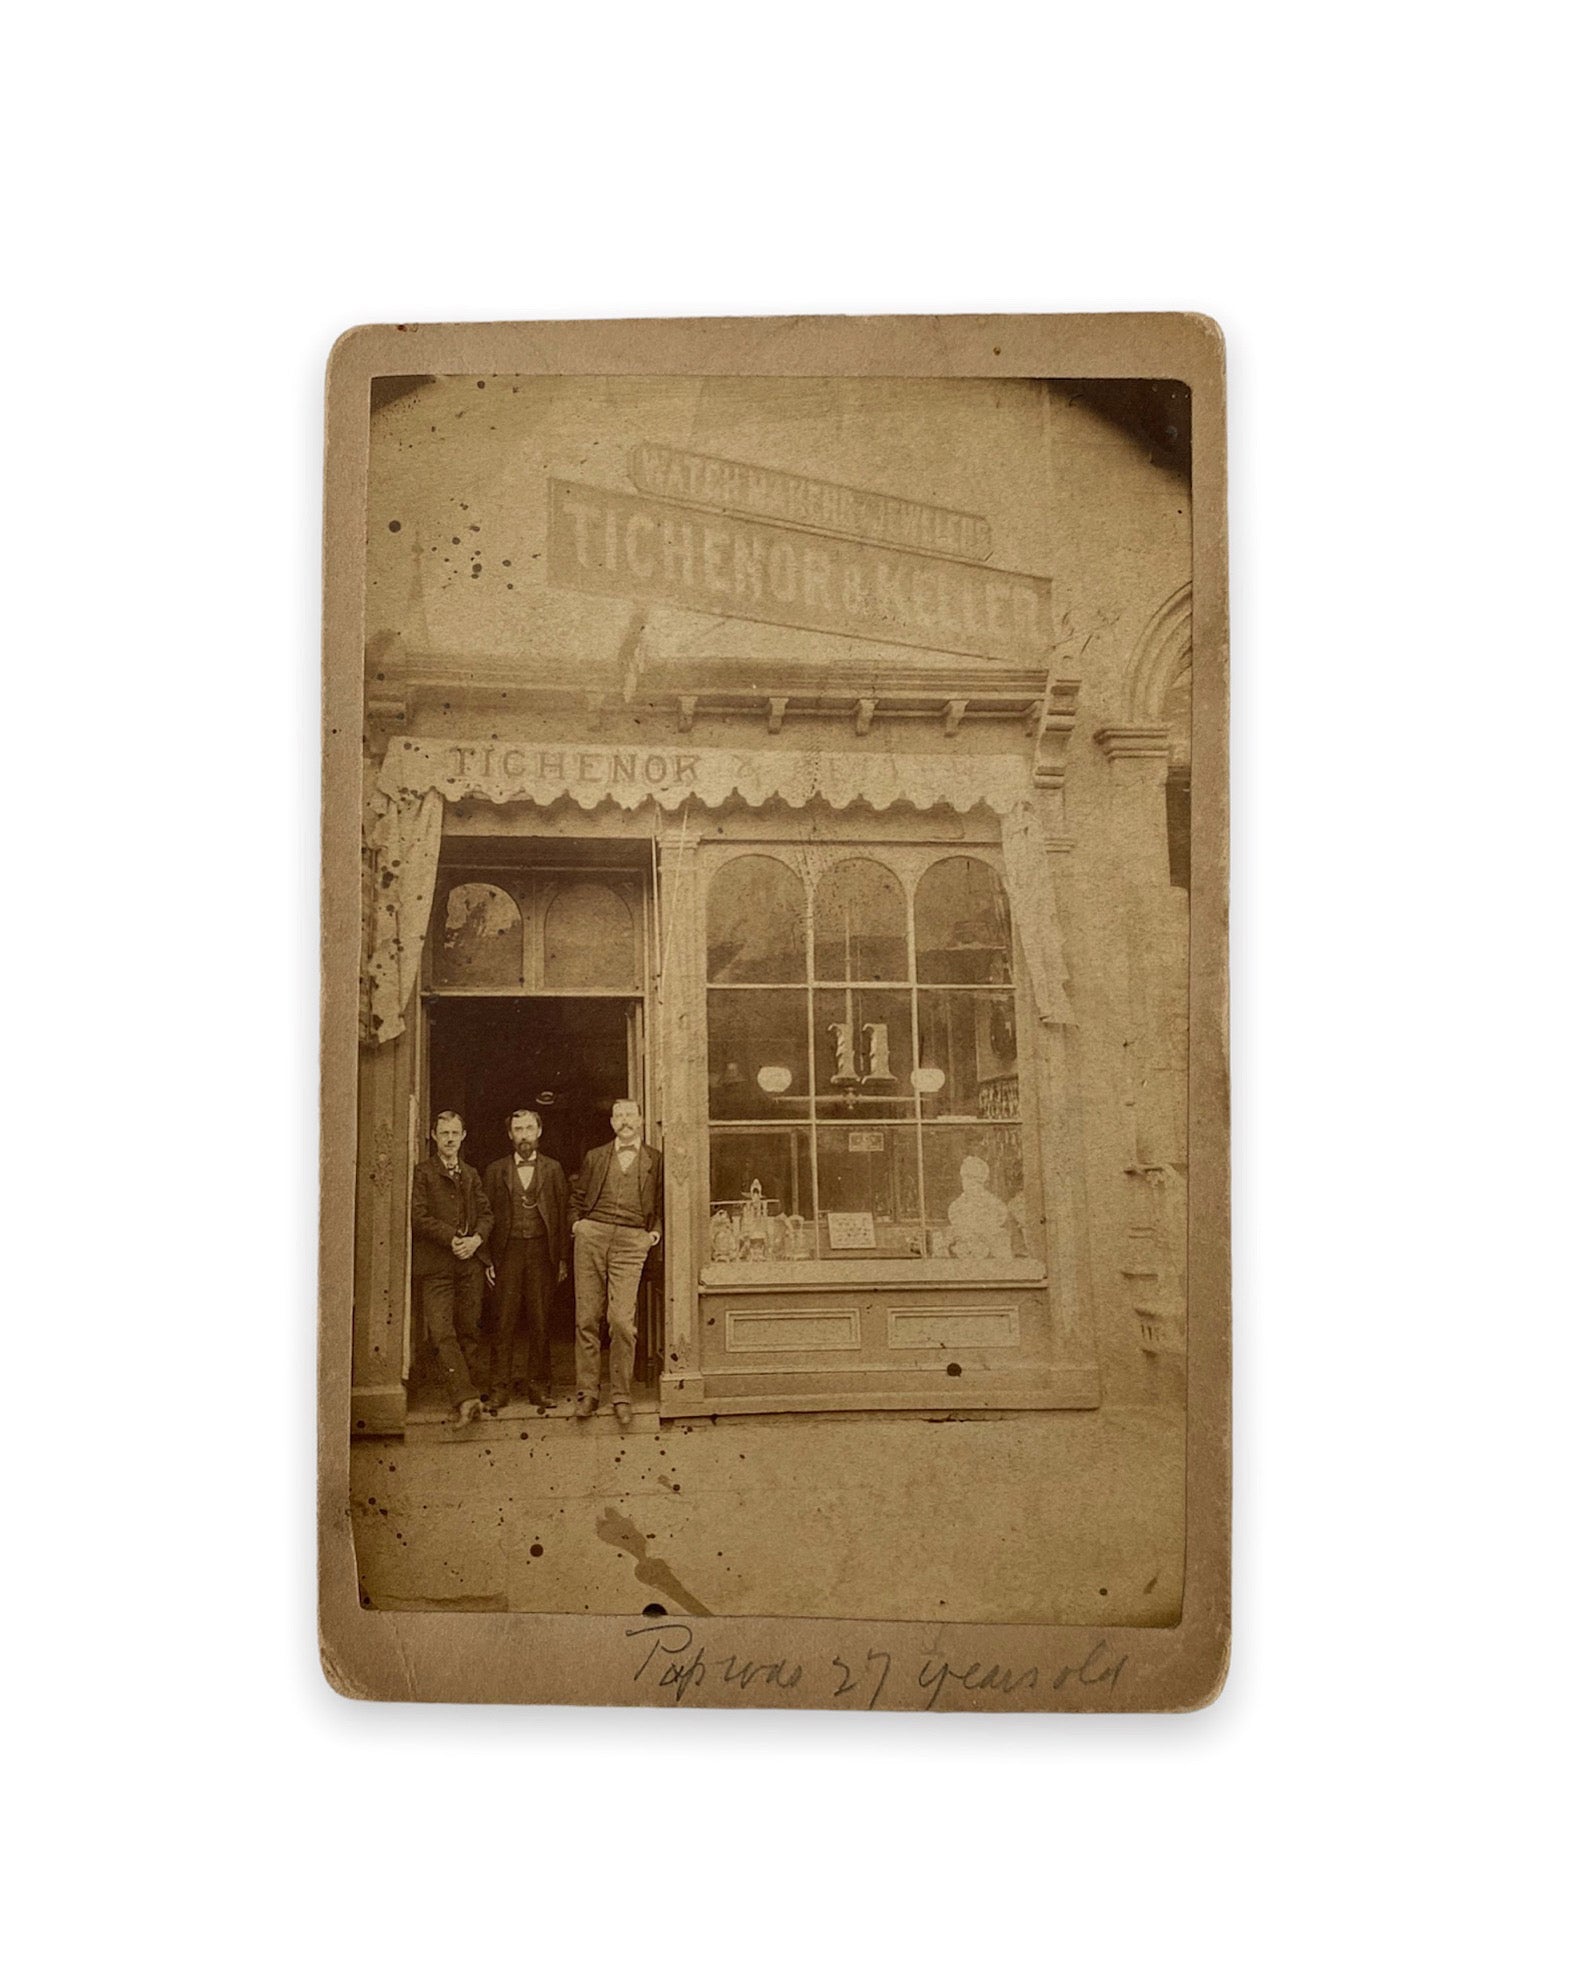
[321,319,1228,1709]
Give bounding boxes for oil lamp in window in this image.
[741,1178,771,1261]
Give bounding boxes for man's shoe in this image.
[574,1393,599,1419]
[613,1401,633,1429]
[526,1388,557,1410]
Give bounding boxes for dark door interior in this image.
[413,996,658,1408]
[428,995,633,1177]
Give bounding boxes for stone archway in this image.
[1124,581,1192,729]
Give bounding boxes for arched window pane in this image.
[542,882,639,990]
[813,859,907,982]
[434,880,522,987]
[914,857,1012,984]
[707,856,806,983]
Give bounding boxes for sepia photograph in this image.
[322,316,1228,1706]
[18,6,1569,1953]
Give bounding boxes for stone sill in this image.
[700,1259,1047,1292]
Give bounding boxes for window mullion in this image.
[805,870,819,1240]
[910,874,925,1241]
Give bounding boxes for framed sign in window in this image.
[824,1210,877,1250]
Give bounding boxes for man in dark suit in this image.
[482,1108,569,1412]
[570,1099,663,1427]
[410,1110,494,1424]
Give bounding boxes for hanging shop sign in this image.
[547,477,1053,663]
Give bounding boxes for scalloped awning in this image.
[375,733,1031,815]
[362,736,1071,1043]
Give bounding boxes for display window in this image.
[704,846,1029,1267]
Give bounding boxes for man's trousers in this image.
[421,1265,485,1409]
[491,1236,554,1397]
[573,1219,650,1402]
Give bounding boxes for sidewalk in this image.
[349,1402,1185,1626]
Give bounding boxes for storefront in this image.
[352,376,1191,1433]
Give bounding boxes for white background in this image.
[6,5,1568,1964]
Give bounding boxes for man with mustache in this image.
[483,1108,569,1413]
[570,1099,663,1427]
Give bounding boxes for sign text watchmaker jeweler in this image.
[629,443,993,561]
[548,475,1054,663]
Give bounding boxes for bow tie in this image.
[515,1154,536,1166]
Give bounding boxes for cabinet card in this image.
[320,314,1228,1711]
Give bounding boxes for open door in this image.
[412,992,661,1409]
[627,997,662,1387]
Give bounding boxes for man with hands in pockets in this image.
[569,1099,662,1428]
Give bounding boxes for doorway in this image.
[428,994,640,1176]
[411,994,658,1410]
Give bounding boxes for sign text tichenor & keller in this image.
[547,478,1054,663]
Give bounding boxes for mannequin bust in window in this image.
[943,1155,1014,1262]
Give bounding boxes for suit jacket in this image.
[410,1155,493,1280]
[571,1140,664,1237]
[483,1152,569,1271]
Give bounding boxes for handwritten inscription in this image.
[916,1653,1041,1711]
[1050,1637,1127,1695]
[625,1623,1128,1710]
[631,1622,804,1704]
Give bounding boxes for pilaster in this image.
[352,1028,415,1434]
[1094,724,1188,1368]
[655,827,706,1397]
[1023,752,1099,1380]
[1095,724,1179,1162]
[1035,1014,1101,1376]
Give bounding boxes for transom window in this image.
[430,870,643,993]
[705,850,1025,1264]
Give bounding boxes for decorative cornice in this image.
[1030,679,1081,789]
[1095,724,1171,761]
